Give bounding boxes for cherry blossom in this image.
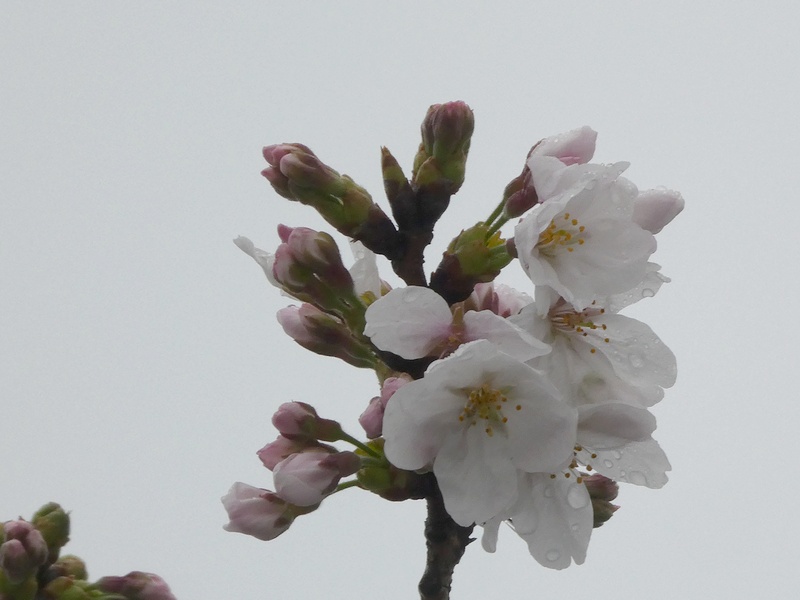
[382,340,577,526]
[363,286,549,362]
[514,156,656,311]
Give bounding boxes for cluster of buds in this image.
[0,503,175,600]
[222,400,429,540]
[228,101,682,592]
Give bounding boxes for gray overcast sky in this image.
[2,2,798,598]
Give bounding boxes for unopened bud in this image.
[276,226,354,293]
[0,520,49,583]
[41,576,95,600]
[31,503,70,561]
[584,474,620,528]
[221,482,318,542]
[358,376,411,438]
[273,451,361,506]
[429,223,512,304]
[412,101,474,206]
[277,304,377,368]
[271,402,343,442]
[257,435,335,471]
[45,554,88,581]
[95,571,176,600]
[502,166,538,219]
[262,144,398,253]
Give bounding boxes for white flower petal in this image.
[514,474,593,570]
[577,403,656,449]
[349,241,383,297]
[633,188,685,234]
[579,314,677,389]
[363,286,452,358]
[382,377,464,471]
[480,515,504,552]
[463,310,551,362]
[578,438,671,488]
[435,427,518,526]
[600,262,670,312]
[234,236,279,288]
[531,126,597,166]
[504,373,578,473]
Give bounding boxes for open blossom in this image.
[382,340,577,526]
[363,286,548,362]
[514,155,656,311]
[514,297,677,408]
[508,295,675,487]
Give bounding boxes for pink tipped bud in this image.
[257,435,334,471]
[584,474,621,528]
[530,126,597,166]
[0,520,49,583]
[413,101,474,199]
[633,188,685,234]
[358,376,411,438]
[273,451,361,506]
[274,226,355,295]
[271,402,343,442]
[95,571,177,600]
[420,101,475,160]
[221,482,316,541]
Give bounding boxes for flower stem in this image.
[334,479,363,493]
[484,197,506,229]
[338,431,383,459]
[484,215,510,239]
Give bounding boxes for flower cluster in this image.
[0,502,176,600]
[227,103,682,578]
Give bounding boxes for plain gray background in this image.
[2,2,797,598]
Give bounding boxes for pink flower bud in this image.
[0,520,49,583]
[359,376,411,438]
[271,401,342,442]
[273,451,361,506]
[633,188,685,234]
[257,435,333,471]
[222,482,314,541]
[96,571,177,600]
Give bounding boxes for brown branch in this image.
[418,483,474,600]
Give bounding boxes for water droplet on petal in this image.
[612,450,622,460]
[629,353,644,368]
[642,288,655,298]
[544,485,554,498]
[627,471,647,485]
[570,523,580,532]
[567,485,588,509]
[546,549,561,562]
[603,459,614,468]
